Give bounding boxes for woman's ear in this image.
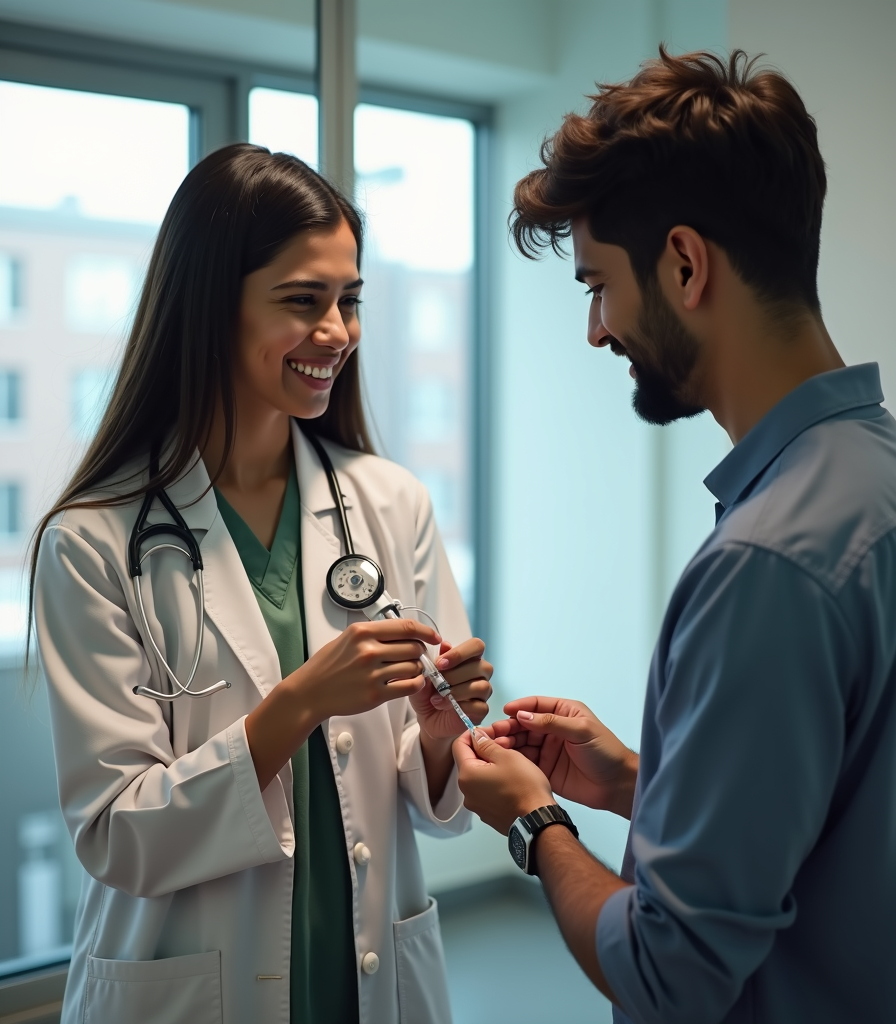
[665,226,710,311]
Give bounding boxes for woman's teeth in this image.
[287,360,333,379]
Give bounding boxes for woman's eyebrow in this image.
[271,278,364,291]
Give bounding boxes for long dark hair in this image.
[28,142,372,636]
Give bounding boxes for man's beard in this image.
[621,278,705,426]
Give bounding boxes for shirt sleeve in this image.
[597,543,855,1024]
[35,523,294,899]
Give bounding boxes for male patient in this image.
[454,49,896,1024]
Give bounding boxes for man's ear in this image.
[664,226,709,312]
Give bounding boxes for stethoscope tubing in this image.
[132,544,229,701]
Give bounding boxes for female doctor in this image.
[31,144,492,1024]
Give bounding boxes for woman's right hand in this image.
[246,617,439,791]
[293,617,439,721]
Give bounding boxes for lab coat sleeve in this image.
[35,523,294,899]
[396,480,473,837]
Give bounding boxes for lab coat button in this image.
[335,731,354,754]
[361,951,379,975]
[353,842,371,866]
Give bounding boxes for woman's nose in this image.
[312,302,351,348]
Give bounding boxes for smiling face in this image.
[234,219,362,422]
[572,219,704,425]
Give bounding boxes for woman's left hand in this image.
[410,637,493,739]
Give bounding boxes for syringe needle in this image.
[421,653,478,737]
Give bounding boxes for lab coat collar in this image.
[148,420,359,531]
[291,420,357,514]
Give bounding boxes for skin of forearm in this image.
[419,729,455,806]
[536,825,630,1001]
[614,749,641,819]
[245,670,319,792]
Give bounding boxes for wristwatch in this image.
[508,804,579,876]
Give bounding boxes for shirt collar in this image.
[704,363,884,509]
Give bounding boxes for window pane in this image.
[354,104,476,612]
[249,87,318,168]
[0,80,190,975]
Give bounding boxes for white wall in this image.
[729,0,896,405]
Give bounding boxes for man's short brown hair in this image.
[511,48,826,312]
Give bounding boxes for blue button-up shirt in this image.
[597,364,896,1024]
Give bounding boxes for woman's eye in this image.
[284,295,315,307]
[340,296,363,310]
[585,285,603,300]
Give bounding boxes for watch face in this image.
[508,825,528,871]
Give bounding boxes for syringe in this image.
[382,607,477,738]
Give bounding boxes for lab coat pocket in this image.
[393,897,452,1024]
[85,949,222,1024]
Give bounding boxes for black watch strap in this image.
[522,804,579,842]
[510,804,579,876]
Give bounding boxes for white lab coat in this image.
[34,422,472,1024]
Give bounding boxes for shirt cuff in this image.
[596,885,639,1021]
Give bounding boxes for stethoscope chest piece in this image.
[326,554,386,610]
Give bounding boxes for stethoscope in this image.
[127,433,476,734]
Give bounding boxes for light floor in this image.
[440,884,612,1024]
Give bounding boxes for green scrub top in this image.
[215,462,358,1024]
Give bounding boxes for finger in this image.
[376,641,433,664]
[503,695,561,717]
[471,729,510,764]
[435,637,486,672]
[489,717,522,738]
[455,698,489,724]
[376,660,424,684]
[364,617,441,647]
[440,661,494,690]
[514,709,594,744]
[382,674,426,699]
[436,678,492,705]
[452,730,480,767]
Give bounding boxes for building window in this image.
[0,254,24,324]
[71,368,116,442]
[0,371,22,423]
[65,255,139,335]
[0,482,22,538]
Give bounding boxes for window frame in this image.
[0,15,493,996]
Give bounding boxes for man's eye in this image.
[585,286,603,299]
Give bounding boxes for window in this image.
[248,87,318,167]
[71,367,116,441]
[65,255,139,335]
[0,77,192,976]
[0,370,22,423]
[355,103,477,610]
[0,254,24,324]
[0,482,21,538]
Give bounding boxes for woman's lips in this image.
[286,358,336,391]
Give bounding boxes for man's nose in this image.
[588,318,613,348]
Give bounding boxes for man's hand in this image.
[452,728,555,835]
[492,696,639,819]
